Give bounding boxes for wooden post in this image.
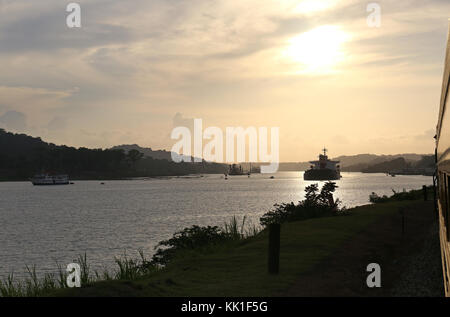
[268,223,281,274]
[423,185,428,201]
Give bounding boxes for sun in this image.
[283,25,350,74]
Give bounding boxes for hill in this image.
[111,144,173,161]
[275,154,431,172]
[334,154,428,172]
[0,129,227,181]
[361,157,410,173]
[0,129,433,177]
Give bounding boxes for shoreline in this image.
[0,173,216,183]
[1,186,441,297]
[53,199,441,297]
[0,171,434,182]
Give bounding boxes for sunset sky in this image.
[0,0,449,161]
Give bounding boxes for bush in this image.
[369,186,432,203]
[151,225,233,265]
[260,182,346,226]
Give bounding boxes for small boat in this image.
[30,174,69,185]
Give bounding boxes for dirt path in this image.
[283,201,444,297]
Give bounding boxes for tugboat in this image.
[30,174,69,185]
[303,148,341,181]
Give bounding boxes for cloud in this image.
[332,134,350,145]
[85,47,137,76]
[47,116,67,131]
[414,129,436,141]
[0,110,27,131]
[172,112,195,130]
[0,1,136,54]
[0,0,448,159]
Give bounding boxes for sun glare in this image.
[283,25,350,74]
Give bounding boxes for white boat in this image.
[30,174,69,185]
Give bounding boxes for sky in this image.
[0,0,449,162]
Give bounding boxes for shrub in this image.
[260,182,346,226]
[151,225,233,265]
[369,186,432,204]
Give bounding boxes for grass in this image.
[0,216,255,297]
[223,215,261,239]
[0,252,158,297]
[46,199,417,297]
[1,192,429,297]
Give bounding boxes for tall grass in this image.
[223,216,261,240]
[0,216,261,297]
[0,265,65,297]
[0,250,158,297]
[114,250,156,280]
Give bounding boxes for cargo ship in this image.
[303,148,341,181]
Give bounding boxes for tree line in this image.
[0,129,227,181]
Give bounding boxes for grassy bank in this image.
[47,199,430,297]
[2,184,437,297]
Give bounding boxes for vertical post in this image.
[268,223,281,274]
[423,185,428,201]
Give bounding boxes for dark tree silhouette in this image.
[0,129,227,180]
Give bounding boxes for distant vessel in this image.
[228,164,245,176]
[304,148,341,181]
[250,164,261,174]
[30,174,69,185]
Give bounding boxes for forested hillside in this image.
[0,129,227,181]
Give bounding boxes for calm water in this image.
[0,172,432,279]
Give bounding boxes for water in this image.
[0,172,432,279]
